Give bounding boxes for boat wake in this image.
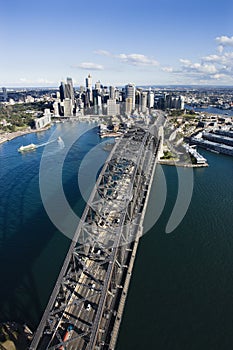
[36,138,58,148]
[18,137,65,152]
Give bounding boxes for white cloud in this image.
[179,59,217,74]
[160,35,233,84]
[19,78,29,82]
[202,54,222,62]
[202,52,233,67]
[216,35,233,47]
[210,73,227,80]
[74,62,104,70]
[94,49,159,67]
[217,45,224,53]
[179,59,192,65]
[118,53,159,66]
[162,66,174,72]
[94,49,112,56]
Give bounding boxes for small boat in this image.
[18,143,36,152]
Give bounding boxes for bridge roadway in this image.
[29,122,162,350]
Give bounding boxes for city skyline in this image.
[1,0,233,87]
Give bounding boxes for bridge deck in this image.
[30,123,162,350]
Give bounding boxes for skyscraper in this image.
[86,74,93,103]
[63,98,73,116]
[66,77,75,105]
[86,74,92,90]
[107,99,120,116]
[141,91,148,113]
[95,80,101,92]
[148,89,155,108]
[125,97,133,115]
[59,82,65,101]
[59,78,75,104]
[125,83,135,111]
[109,86,115,99]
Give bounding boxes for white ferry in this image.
[18,143,36,152]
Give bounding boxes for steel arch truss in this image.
[30,125,161,350]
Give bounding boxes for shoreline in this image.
[158,159,209,167]
[0,125,52,145]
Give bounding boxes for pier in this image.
[29,121,163,350]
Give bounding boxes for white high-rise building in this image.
[53,101,59,116]
[125,97,133,115]
[148,90,154,108]
[64,98,73,116]
[179,96,185,110]
[141,92,148,113]
[95,80,101,91]
[107,99,120,116]
[34,113,51,130]
[125,83,135,110]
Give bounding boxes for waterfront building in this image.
[190,137,233,156]
[203,132,233,147]
[214,129,233,138]
[34,112,51,130]
[53,101,60,116]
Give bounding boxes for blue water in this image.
[0,122,233,350]
[116,150,233,350]
[0,121,111,328]
[186,105,233,116]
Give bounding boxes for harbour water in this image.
[0,122,233,349]
[186,105,233,116]
[0,121,110,328]
[116,150,233,350]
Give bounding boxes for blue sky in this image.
[1,0,233,87]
